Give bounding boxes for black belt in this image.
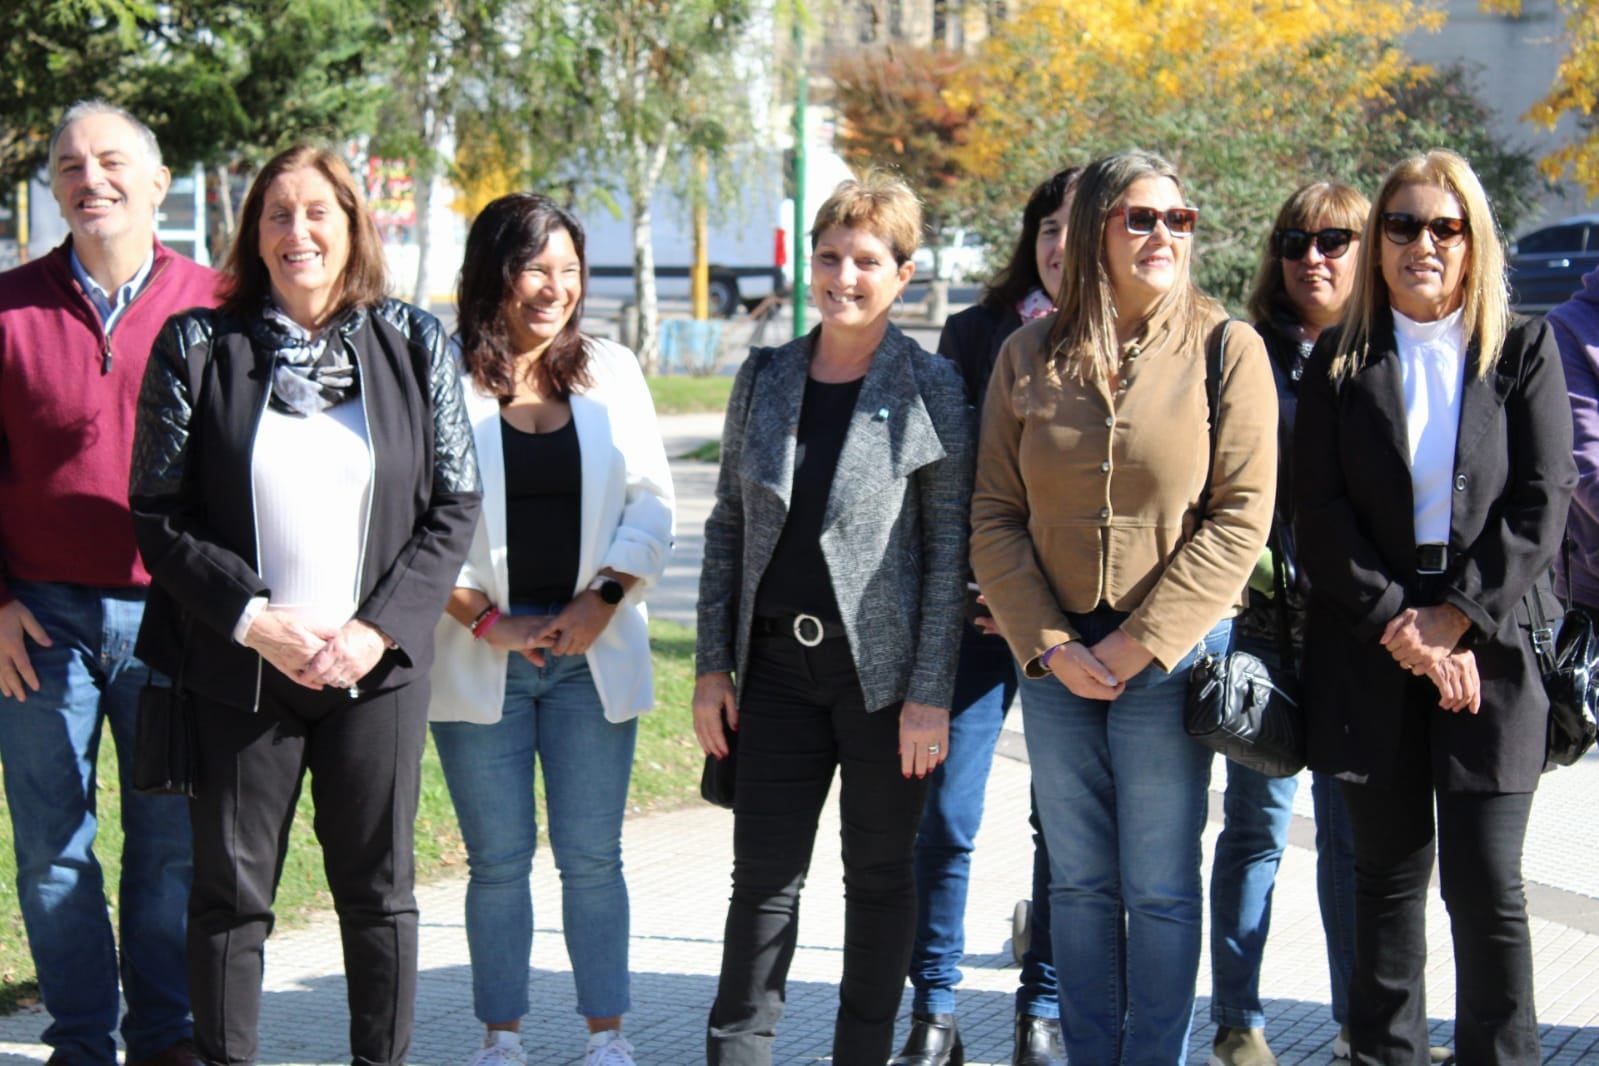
[1416,542,1450,575]
[752,613,847,647]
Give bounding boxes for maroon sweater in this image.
[0,240,222,605]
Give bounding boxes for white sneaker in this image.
[1333,1025,1351,1059]
[466,1031,525,1066]
[584,1031,636,1066]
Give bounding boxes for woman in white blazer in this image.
[430,194,674,1066]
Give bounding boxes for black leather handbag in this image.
[132,627,197,797]
[1529,550,1599,769]
[1181,320,1307,778]
[1185,549,1307,778]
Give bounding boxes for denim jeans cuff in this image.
[1014,997,1060,1021]
[1210,1004,1267,1029]
[911,988,956,1016]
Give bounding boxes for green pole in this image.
[791,17,807,339]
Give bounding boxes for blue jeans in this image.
[1209,761,1297,1029]
[1312,770,1356,1026]
[908,626,1057,1019]
[0,580,192,1066]
[1021,611,1225,1066]
[431,649,637,1023]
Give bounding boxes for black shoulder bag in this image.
[1531,538,1599,769]
[1184,321,1308,778]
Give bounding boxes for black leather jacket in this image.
[129,299,481,710]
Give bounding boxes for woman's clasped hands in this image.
[243,607,389,691]
[1380,604,1481,714]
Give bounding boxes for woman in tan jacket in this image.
[970,150,1277,1066]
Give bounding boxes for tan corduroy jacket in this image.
[970,304,1277,675]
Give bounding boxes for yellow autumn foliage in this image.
[1484,0,1599,196]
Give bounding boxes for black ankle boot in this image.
[888,1012,964,1066]
[1012,1013,1064,1066]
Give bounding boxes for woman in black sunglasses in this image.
[971,150,1277,1066]
[1295,150,1575,1065]
[1206,181,1392,1066]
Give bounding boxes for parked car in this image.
[1507,214,1599,311]
[913,228,987,284]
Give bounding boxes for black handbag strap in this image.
[1200,320,1295,669]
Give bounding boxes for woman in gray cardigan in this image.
[692,172,974,1066]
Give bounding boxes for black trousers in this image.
[706,632,930,1066]
[186,672,429,1066]
[1340,681,1539,1066]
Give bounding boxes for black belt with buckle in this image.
[752,613,847,647]
[1416,542,1450,574]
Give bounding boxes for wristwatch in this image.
[587,575,625,605]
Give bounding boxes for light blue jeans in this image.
[1021,611,1225,1066]
[0,580,192,1066]
[1209,761,1298,1030]
[431,649,637,1023]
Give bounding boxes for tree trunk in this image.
[632,193,659,375]
[412,154,434,308]
[214,163,235,242]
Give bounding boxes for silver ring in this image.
[792,613,824,648]
[927,744,941,755]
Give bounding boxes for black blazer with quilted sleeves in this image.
[129,300,482,710]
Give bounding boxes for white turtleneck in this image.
[1395,306,1466,547]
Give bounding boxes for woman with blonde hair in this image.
[971,149,1277,1065]
[1294,149,1575,1064]
[693,171,972,1065]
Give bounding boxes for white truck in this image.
[579,144,853,317]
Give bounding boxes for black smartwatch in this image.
[587,575,625,605]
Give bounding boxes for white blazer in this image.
[430,337,676,724]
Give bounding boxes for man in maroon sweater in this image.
[0,101,221,1066]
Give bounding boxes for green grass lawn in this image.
[0,619,703,1014]
[645,374,734,415]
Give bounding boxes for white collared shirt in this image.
[69,245,155,334]
[1395,307,1466,546]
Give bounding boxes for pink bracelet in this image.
[470,606,502,640]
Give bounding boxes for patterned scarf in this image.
[253,303,362,416]
[1016,287,1055,322]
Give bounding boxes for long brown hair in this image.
[221,144,387,319]
[457,193,592,401]
[1330,150,1511,380]
[1047,151,1218,384]
[1245,182,1370,326]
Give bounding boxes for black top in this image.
[754,374,864,620]
[503,415,582,604]
[937,302,1024,409]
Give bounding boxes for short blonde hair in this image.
[810,171,922,265]
[1331,150,1511,380]
[1246,182,1371,325]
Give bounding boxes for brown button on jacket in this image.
[970,304,1277,674]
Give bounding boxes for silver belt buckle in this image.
[792,613,825,647]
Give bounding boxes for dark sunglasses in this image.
[1380,213,1469,247]
[1115,205,1198,236]
[1273,227,1355,261]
